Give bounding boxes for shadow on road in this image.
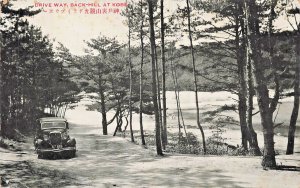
[0,123,266,187]
[275,165,300,172]
[56,124,249,187]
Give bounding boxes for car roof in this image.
[39,117,67,123]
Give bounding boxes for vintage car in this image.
[34,117,76,159]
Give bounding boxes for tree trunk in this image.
[238,64,248,150]
[100,89,108,135]
[244,0,276,168]
[155,46,163,149]
[113,103,122,136]
[97,59,107,135]
[240,6,261,155]
[0,35,9,137]
[170,47,182,139]
[268,0,281,115]
[62,104,68,118]
[0,14,3,136]
[170,46,189,144]
[235,5,248,150]
[246,55,261,155]
[139,0,146,145]
[286,36,300,154]
[160,0,168,149]
[173,54,189,141]
[128,8,134,142]
[186,0,206,154]
[113,116,120,136]
[147,0,163,156]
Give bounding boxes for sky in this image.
[9,0,182,55]
[26,0,132,55]
[7,0,300,55]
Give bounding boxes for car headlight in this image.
[62,133,69,140]
[43,135,49,140]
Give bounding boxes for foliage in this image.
[76,37,136,116]
[0,3,80,138]
[206,121,228,155]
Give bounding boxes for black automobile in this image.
[34,117,76,159]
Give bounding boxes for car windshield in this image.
[41,122,66,129]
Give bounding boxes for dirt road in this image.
[1,122,300,188]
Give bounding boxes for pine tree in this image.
[147,0,163,156]
[243,0,276,168]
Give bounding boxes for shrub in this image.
[0,138,9,149]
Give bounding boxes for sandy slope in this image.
[65,91,300,153]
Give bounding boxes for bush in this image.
[0,138,9,149]
[165,132,203,154]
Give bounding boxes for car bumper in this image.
[37,147,76,158]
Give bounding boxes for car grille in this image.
[50,132,62,146]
